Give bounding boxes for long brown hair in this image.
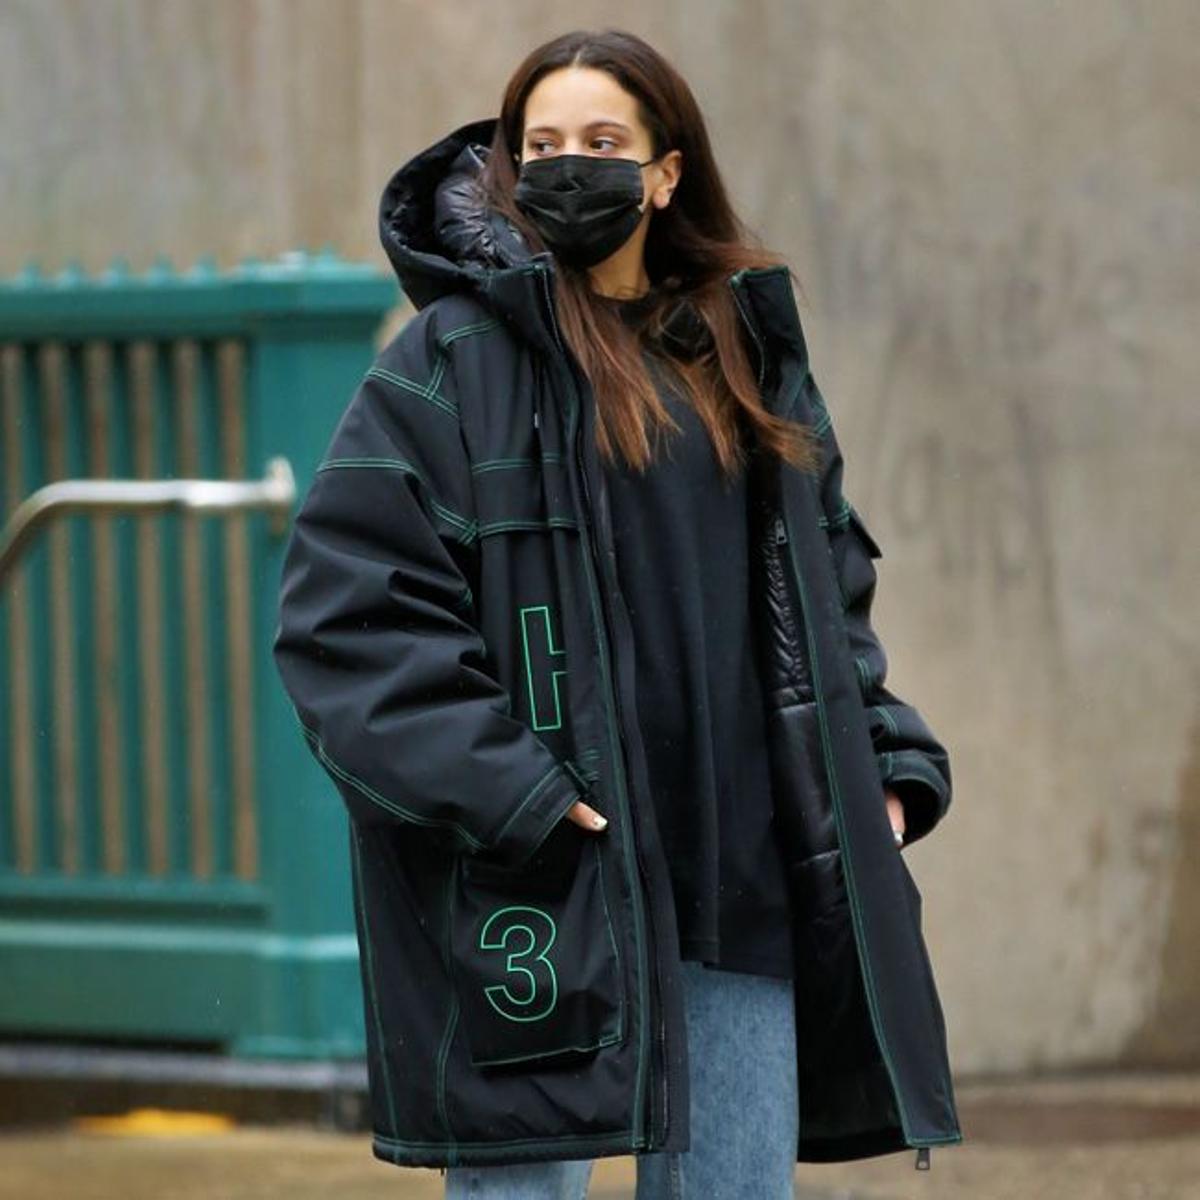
[480,28,821,479]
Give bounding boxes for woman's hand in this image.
[884,788,906,848]
[565,799,609,832]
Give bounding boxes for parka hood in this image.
[378,117,541,312]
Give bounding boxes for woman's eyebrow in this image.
[525,120,633,136]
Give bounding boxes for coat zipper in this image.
[533,263,663,1150]
[573,422,669,1147]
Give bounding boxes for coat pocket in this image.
[449,818,626,1070]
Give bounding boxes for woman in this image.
[273,27,960,1200]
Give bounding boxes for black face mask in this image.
[513,152,659,269]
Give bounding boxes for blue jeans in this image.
[443,959,799,1199]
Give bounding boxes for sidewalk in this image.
[2,1069,1198,1199]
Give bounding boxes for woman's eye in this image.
[526,136,618,155]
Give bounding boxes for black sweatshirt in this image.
[596,287,794,980]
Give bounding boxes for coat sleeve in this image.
[271,312,586,867]
[804,368,953,846]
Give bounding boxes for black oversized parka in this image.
[272,117,962,1171]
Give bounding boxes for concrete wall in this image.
[3,0,1197,1076]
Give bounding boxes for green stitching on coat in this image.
[290,704,487,851]
[472,456,537,473]
[468,1028,623,1069]
[477,517,578,537]
[317,456,429,486]
[870,704,901,738]
[315,458,478,545]
[471,453,567,474]
[366,365,457,417]
[438,317,501,349]
[488,762,567,847]
[372,1128,635,1154]
[428,499,477,542]
[425,353,448,399]
[818,497,852,530]
[853,655,877,692]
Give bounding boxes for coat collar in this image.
[378,116,810,370]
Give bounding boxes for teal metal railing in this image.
[0,250,397,1056]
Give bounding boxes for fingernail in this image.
[592,815,607,828]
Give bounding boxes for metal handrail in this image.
[0,456,295,588]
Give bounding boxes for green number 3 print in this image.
[479,905,559,1022]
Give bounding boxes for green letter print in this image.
[479,905,559,1021]
[520,604,567,731]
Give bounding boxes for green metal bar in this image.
[20,347,55,872]
[62,342,101,873]
[110,341,149,879]
[156,341,192,878]
[197,338,233,879]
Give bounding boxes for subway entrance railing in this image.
[0,251,397,1058]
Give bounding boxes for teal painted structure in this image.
[0,250,397,1057]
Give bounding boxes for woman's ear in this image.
[653,149,683,210]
